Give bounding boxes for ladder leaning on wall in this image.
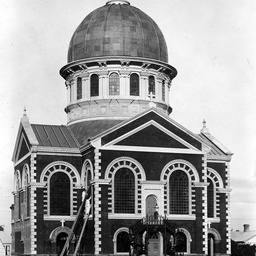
[60,188,91,256]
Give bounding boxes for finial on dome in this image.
[201,119,209,133]
[23,106,27,116]
[106,0,130,5]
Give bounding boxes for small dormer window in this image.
[130,73,139,96]
[77,77,82,100]
[90,74,99,97]
[109,72,120,95]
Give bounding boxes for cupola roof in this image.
[68,1,168,63]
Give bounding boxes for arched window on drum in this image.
[76,77,82,100]
[130,73,139,96]
[90,74,99,97]
[109,72,120,95]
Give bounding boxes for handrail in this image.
[60,189,90,256]
[73,204,91,256]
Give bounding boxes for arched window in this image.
[148,76,155,95]
[207,178,215,218]
[109,72,120,95]
[162,80,165,101]
[117,231,130,253]
[82,160,93,190]
[175,232,187,253]
[22,165,30,217]
[90,74,99,97]
[114,168,135,213]
[77,77,82,100]
[50,172,70,215]
[169,170,189,214]
[130,73,139,96]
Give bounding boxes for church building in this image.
[11,1,232,255]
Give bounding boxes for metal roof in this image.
[31,124,79,148]
[69,119,123,146]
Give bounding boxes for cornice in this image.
[60,56,177,81]
[36,146,81,155]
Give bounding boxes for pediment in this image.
[115,123,188,149]
[12,115,39,164]
[13,129,31,163]
[100,120,202,154]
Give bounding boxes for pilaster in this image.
[94,149,102,255]
[30,152,37,254]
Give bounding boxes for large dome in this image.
[68,0,168,63]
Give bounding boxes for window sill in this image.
[44,215,76,221]
[208,217,220,223]
[166,214,196,220]
[108,214,142,219]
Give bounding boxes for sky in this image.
[0,0,255,236]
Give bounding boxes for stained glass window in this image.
[130,73,139,96]
[169,170,189,214]
[114,168,135,213]
[109,72,120,95]
[90,74,99,97]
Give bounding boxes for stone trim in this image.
[225,162,231,254]
[94,149,102,255]
[202,154,208,254]
[30,153,37,254]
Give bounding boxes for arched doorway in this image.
[146,195,157,216]
[208,233,215,256]
[56,232,68,256]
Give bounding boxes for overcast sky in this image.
[0,0,255,235]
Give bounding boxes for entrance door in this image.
[148,238,160,256]
[56,232,68,256]
[208,234,215,256]
[146,195,157,216]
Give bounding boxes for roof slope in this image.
[231,230,256,243]
[31,124,79,148]
[69,119,123,146]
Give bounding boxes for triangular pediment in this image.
[12,114,39,164]
[16,132,31,161]
[91,109,206,154]
[115,123,188,149]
